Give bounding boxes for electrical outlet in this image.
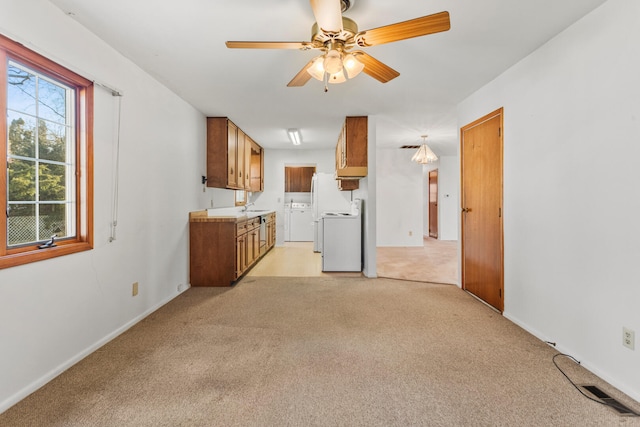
[409,231,413,236]
[177,283,184,292]
[623,327,635,350]
[132,282,139,297]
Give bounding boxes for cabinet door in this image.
[300,167,315,192]
[244,136,252,190]
[236,129,245,190]
[344,116,368,168]
[339,126,347,169]
[335,138,341,172]
[291,168,303,191]
[266,215,276,249]
[335,116,368,178]
[227,121,238,188]
[265,221,272,249]
[284,167,297,192]
[250,228,260,264]
[250,142,264,192]
[236,234,245,278]
[271,219,276,247]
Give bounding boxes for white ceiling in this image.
[49,0,607,155]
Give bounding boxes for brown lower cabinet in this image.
[189,211,276,286]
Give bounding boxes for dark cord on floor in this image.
[552,353,640,417]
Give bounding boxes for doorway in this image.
[428,170,438,238]
[460,108,504,312]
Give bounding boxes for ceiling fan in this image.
[226,0,450,91]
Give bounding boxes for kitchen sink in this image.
[246,209,270,213]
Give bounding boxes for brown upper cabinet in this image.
[285,166,316,192]
[335,116,368,179]
[337,179,359,191]
[206,117,264,191]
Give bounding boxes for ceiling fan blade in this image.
[310,0,343,35]
[287,60,315,87]
[356,11,450,47]
[226,41,314,50]
[352,51,400,83]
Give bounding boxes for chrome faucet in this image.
[242,202,254,212]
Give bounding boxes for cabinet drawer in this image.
[236,221,248,234]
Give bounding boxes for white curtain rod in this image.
[94,81,123,97]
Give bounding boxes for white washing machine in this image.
[285,203,313,242]
[322,199,362,272]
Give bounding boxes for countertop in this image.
[189,209,275,223]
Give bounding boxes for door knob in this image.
[461,207,471,213]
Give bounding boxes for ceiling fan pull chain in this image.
[323,71,329,92]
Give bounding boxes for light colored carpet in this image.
[1,277,638,426]
[377,238,458,284]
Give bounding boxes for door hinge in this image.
[499,207,502,218]
[498,127,501,137]
[499,288,502,298]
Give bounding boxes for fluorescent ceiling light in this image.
[287,129,302,145]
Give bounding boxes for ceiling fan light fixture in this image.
[328,71,347,84]
[307,56,326,81]
[343,53,364,78]
[307,51,364,84]
[323,49,344,74]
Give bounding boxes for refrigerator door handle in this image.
[311,174,317,220]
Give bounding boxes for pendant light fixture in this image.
[411,135,438,164]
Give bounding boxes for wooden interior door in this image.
[428,170,438,238]
[460,108,504,312]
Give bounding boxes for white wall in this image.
[458,0,640,401]
[376,148,424,246]
[0,1,210,411]
[355,116,376,278]
[436,156,459,241]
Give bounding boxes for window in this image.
[1,34,93,269]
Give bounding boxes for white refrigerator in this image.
[311,172,352,252]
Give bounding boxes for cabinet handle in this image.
[230,167,234,175]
